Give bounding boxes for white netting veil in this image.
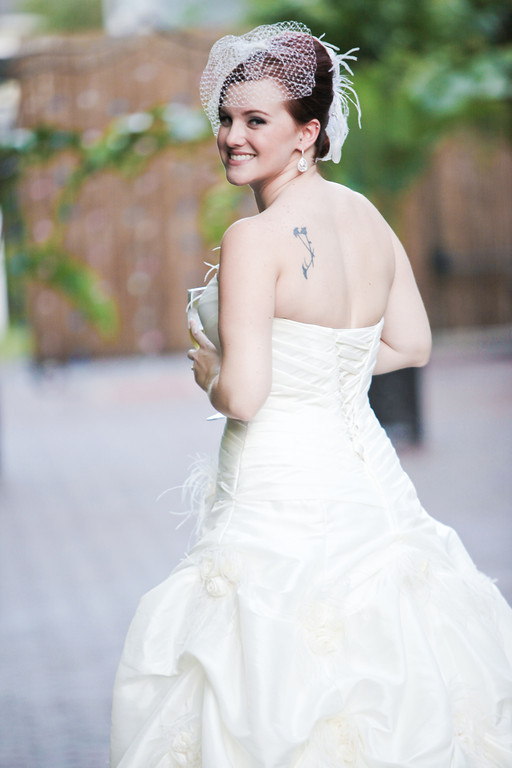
[200,22,316,136]
[199,21,361,164]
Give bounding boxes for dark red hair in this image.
[219,37,334,160]
[285,39,333,160]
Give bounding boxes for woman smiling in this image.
[110,22,512,768]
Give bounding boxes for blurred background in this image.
[0,0,510,765]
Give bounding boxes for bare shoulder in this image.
[328,181,387,221]
[222,214,269,249]
[221,213,280,268]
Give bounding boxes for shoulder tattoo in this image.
[293,226,315,280]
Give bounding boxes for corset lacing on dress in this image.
[335,322,383,461]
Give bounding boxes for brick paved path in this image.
[0,327,510,768]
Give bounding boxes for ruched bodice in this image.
[269,317,383,411]
[199,273,382,409]
[199,277,397,507]
[111,273,512,768]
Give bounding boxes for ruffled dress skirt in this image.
[110,289,512,767]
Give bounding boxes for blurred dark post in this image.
[369,368,422,446]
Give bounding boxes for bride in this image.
[110,22,512,767]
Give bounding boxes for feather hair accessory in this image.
[200,21,361,164]
[316,38,362,163]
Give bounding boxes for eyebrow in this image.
[219,107,272,117]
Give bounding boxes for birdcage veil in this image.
[199,21,361,164]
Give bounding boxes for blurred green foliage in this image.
[247,0,511,60]
[0,324,33,360]
[246,0,512,217]
[199,182,249,249]
[0,105,210,338]
[3,1,510,344]
[20,0,103,32]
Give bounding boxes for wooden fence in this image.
[402,133,512,328]
[13,31,221,358]
[10,33,512,359]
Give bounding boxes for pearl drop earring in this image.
[297,148,308,173]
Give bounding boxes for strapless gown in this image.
[110,275,512,767]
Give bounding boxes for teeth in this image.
[230,154,254,161]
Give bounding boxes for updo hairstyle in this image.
[285,39,334,161]
[218,36,334,161]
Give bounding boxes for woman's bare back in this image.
[261,177,395,329]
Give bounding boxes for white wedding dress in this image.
[111,275,512,767]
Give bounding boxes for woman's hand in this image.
[187,321,221,395]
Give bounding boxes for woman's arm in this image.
[189,218,276,421]
[374,230,432,375]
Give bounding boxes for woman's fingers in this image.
[187,323,221,392]
[189,321,215,350]
[187,338,221,395]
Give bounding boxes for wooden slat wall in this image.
[11,34,512,358]
[14,32,222,359]
[400,133,512,328]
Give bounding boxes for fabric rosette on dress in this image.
[110,275,512,768]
